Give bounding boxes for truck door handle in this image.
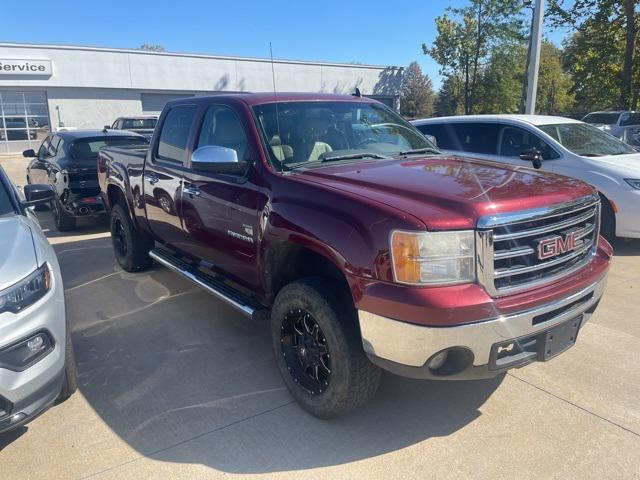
[145,173,159,185]
[183,186,201,197]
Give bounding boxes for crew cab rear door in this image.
[143,104,197,249]
[179,102,260,290]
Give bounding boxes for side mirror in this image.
[190,146,248,175]
[425,134,438,147]
[520,149,543,169]
[23,149,36,158]
[104,125,111,130]
[23,184,54,207]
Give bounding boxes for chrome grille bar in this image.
[493,208,596,242]
[494,240,593,278]
[475,194,601,297]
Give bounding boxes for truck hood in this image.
[295,156,595,230]
[0,216,38,291]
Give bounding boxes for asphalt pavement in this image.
[0,155,639,480]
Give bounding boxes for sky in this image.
[2,0,570,88]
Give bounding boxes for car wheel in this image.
[57,328,77,403]
[271,277,381,418]
[52,198,76,231]
[110,203,154,272]
[599,195,615,244]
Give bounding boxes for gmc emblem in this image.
[537,231,580,260]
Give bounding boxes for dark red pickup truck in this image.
[98,93,611,418]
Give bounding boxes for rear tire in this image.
[110,203,154,272]
[52,198,76,231]
[57,328,77,403]
[271,277,381,418]
[599,195,616,244]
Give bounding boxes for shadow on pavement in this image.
[45,232,503,474]
[611,238,640,257]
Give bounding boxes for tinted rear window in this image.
[71,137,148,159]
[582,112,621,125]
[157,105,197,164]
[122,118,157,129]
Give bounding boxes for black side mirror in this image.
[23,184,54,207]
[520,149,543,169]
[23,149,36,158]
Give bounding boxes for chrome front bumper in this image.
[358,274,608,376]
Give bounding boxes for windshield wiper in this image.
[321,152,391,162]
[399,147,441,156]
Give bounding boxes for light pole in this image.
[525,0,545,114]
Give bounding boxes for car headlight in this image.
[0,265,51,314]
[624,179,640,190]
[390,231,476,285]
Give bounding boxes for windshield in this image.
[71,137,148,159]
[582,112,621,125]
[252,101,438,170]
[122,118,157,130]
[539,123,635,157]
[0,172,15,216]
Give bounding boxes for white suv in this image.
[0,166,77,434]
[412,115,640,241]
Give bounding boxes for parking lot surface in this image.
[0,154,639,479]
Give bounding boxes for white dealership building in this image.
[0,42,403,153]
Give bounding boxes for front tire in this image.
[110,203,154,272]
[57,328,77,403]
[600,195,616,244]
[271,278,381,418]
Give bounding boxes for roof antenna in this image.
[353,87,362,98]
[270,42,283,170]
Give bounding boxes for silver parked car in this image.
[0,166,76,434]
[582,111,640,138]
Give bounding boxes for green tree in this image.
[400,62,435,118]
[434,75,465,116]
[537,42,575,114]
[475,45,525,114]
[424,0,525,114]
[548,0,639,109]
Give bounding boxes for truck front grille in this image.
[476,194,600,296]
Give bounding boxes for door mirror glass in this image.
[520,148,543,169]
[23,184,54,207]
[191,145,247,175]
[23,149,36,158]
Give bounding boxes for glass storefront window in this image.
[0,91,50,153]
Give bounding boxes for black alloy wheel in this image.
[112,216,128,259]
[281,308,331,395]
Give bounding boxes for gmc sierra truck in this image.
[98,93,611,418]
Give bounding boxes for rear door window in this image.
[499,126,559,160]
[450,123,499,154]
[157,105,197,164]
[620,113,640,127]
[415,124,457,150]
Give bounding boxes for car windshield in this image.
[582,112,621,125]
[71,137,148,159]
[122,118,157,129]
[252,101,438,171]
[539,123,636,157]
[0,173,15,216]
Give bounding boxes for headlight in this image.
[390,231,476,285]
[0,265,51,314]
[624,179,640,190]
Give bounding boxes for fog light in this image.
[428,350,449,371]
[0,332,53,371]
[27,335,45,352]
